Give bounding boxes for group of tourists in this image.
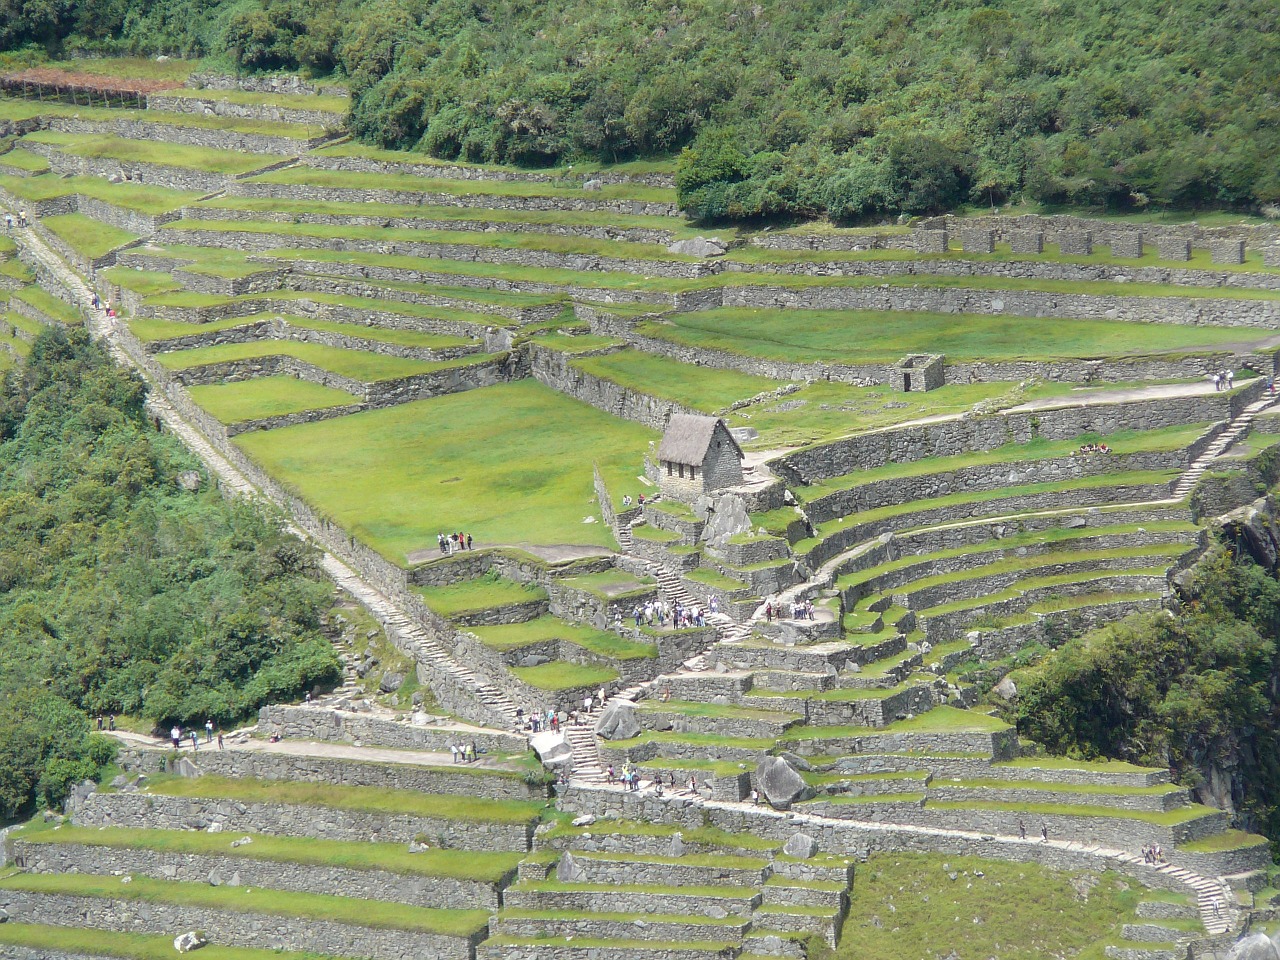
[1212,369,1235,391]
[1141,843,1166,864]
[170,720,223,751]
[3,210,28,232]
[1076,442,1112,455]
[764,598,816,621]
[517,689,608,734]
[606,763,644,790]
[94,714,117,732]
[437,531,474,554]
[449,742,480,763]
[627,599,708,630]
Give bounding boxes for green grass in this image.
[143,774,542,824]
[1178,829,1270,853]
[235,380,656,562]
[837,853,1146,960]
[571,349,783,412]
[918,566,1173,620]
[154,339,457,381]
[639,307,1263,365]
[13,285,79,324]
[641,699,800,721]
[928,799,1217,825]
[102,268,184,299]
[528,332,626,353]
[312,140,674,180]
[0,172,198,214]
[997,756,1163,774]
[164,86,350,113]
[187,377,361,423]
[0,148,50,172]
[0,872,489,936]
[414,575,548,617]
[941,778,1182,797]
[779,705,1010,740]
[23,130,272,175]
[515,878,754,899]
[0,924,363,960]
[281,316,476,349]
[685,567,748,591]
[468,615,657,660]
[41,212,138,259]
[510,660,619,691]
[43,56,200,82]
[542,818,780,852]
[15,825,521,881]
[560,569,656,599]
[144,287,502,327]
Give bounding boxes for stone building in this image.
[894,354,945,392]
[656,414,745,502]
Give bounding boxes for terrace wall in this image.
[301,153,676,188]
[918,213,1279,254]
[44,115,329,156]
[256,705,526,755]
[529,342,697,429]
[0,889,480,960]
[70,791,536,852]
[18,141,232,194]
[147,94,344,128]
[11,840,507,910]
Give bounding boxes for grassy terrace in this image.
[511,660,618,691]
[997,756,1163,775]
[414,576,548,617]
[560,569,656,599]
[203,195,696,235]
[187,377,361,423]
[0,173,200,215]
[778,706,1010,740]
[248,165,676,204]
[13,285,80,324]
[15,824,522,882]
[23,131,273,175]
[572,349,782,412]
[941,778,1184,797]
[311,140,673,179]
[162,87,350,113]
[42,213,138,260]
[0,147,50,172]
[132,312,481,350]
[0,98,328,138]
[1178,829,1270,853]
[799,424,1210,501]
[639,699,802,722]
[512,879,755,900]
[528,332,625,354]
[812,470,1179,538]
[837,520,1198,592]
[468,615,658,660]
[281,317,477,349]
[638,308,1260,366]
[542,819,780,852]
[0,925,365,960]
[159,217,700,263]
[236,380,657,561]
[926,799,1217,825]
[0,873,490,936]
[103,268,184,299]
[140,774,542,824]
[917,566,1173,621]
[154,340,468,381]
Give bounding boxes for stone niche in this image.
[1158,238,1192,261]
[1110,233,1144,258]
[1008,230,1044,254]
[1211,239,1246,265]
[959,228,995,254]
[913,229,949,254]
[894,354,945,393]
[1057,231,1093,256]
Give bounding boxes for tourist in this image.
[583,695,593,715]
[597,687,606,706]
[304,690,312,703]
[470,741,478,763]
[171,724,182,748]
[466,533,473,550]
[4,213,11,233]
[217,733,224,750]
[18,210,27,227]
[1213,373,1221,391]
[1041,824,1048,842]
[108,714,115,731]
[765,602,773,622]
[189,729,199,751]
[96,714,103,731]
[451,744,460,763]
[1226,370,1235,390]
[688,776,697,794]
[205,719,214,743]
[751,789,760,805]
[1018,820,1026,839]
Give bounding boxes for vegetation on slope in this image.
[1009,549,1280,851]
[5,0,1279,220]
[0,328,339,818]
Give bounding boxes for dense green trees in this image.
[5,0,1279,222]
[1012,550,1280,844]
[0,328,339,818]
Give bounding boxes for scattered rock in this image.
[206,822,223,833]
[177,470,201,492]
[1225,934,1280,960]
[571,815,596,827]
[173,757,201,779]
[109,775,128,789]
[595,701,641,740]
[667,237,727,257]
[173,931,207,953]
[0,908,8,923]
[582,179,603,191]
[556,852,586,883]
[993,677,1018,701]
[518,654,551,668]
[782,832,818,858]
[755,756,810,809]
[778,751,812,772]
[669,833,685,858]
[230,836,253,848]
[378,671,405,693]
[706,904,728,920]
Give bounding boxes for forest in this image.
[0,329,340,819]
[2,0,1278,221]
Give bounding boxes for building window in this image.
[678,463,685,478]
[666,462,673,476]
[691,466,699,479]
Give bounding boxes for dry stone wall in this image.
[11,839,507,910]
[529,342,696,429]
[20,141,232,194]
[44,116,328,156]
[917,213,1279,251]
[0,889,479,960]
[147,94,344,128]
[257,705,526,755]
[300,153,675,188]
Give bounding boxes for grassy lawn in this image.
[235,380,656,562]
[639,308,1260,365]
[0,872,489,936]
[510,660,619,691]
[188,376,360,423]
[283,316,476,349]
[468,615,658,660]
[24,130,270,175]
[102,268,184,298]
[154,339,455,381]
[528,332,625,354]
[640,699,801,722]
[415,575,548,617]
[143,774,542,824]
[0,924,366,960]
[572,349,783,412]
[144,287,500,327]
[43,56,199,82]
[313,140,675,180]
[560,569,656,599]
[164,87,350,113]
[16,825,521,882]
[0,149,50,172]
[0,172,199,214]
[13,285,80,324]
[838,853,1145,960]
[779,706,1010,740]
[41,212,138,259]
[1178,829,1270,853]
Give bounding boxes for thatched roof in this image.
[657,414,742,466]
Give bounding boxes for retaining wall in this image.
[147,94,345,128]
[44,115,328,156]
[256,704,526,755]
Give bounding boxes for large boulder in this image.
[530,731,572,767]
[173,932,208,953]
[378,671,405,693]
[782,832,818,858]
[667,237,727,257]
[595,701,641,741]
[698,494,753,552]
[1227,934,1280,960]
[755,757,810,809]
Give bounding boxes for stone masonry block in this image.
[1057,231,1093,256]
[1008,231,1044,254]
[1110,233,1144,258]
[1211,239,1246,264]
[1266,245,1280,268]
[1158,238,1192,261]
[960,229,995,254]
[913,229,948,254]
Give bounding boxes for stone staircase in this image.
[1172,393,1279,498]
